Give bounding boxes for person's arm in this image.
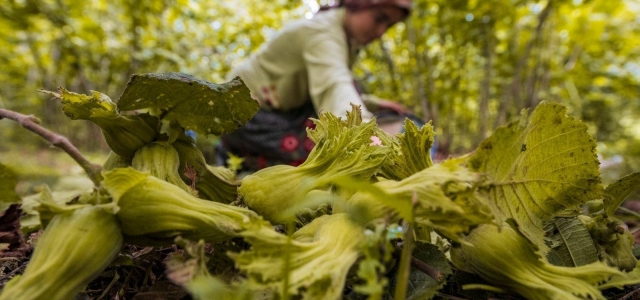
[360,94,408,115]
[303,36,373,120]
[359,94,382,112]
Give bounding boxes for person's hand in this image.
[377,100,408,115]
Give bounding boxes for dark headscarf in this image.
[320,0,412,17]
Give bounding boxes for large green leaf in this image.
[604,172,640,216]
[545,217,598,267]
[0,164,20,210]
[468,102,603,250]
[117,73,259,136]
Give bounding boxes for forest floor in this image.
[1,147,640,299]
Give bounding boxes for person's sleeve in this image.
[303,35,373,120]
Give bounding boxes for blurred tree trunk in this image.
[525,17,553,109]
[408,21,430,122]
[479,22,494,142]
[511,0,554,112]
[48,0,105,152]
[441,54,466,156]
[424,52,437,125]
[128,2,141,77]
[26,34,57,127]
[379,41,401,99]
[536,20,554,107]
[564,45,583,118]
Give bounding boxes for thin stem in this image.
[0,108,103,185]
[410,256,445,283]
[394,221,414,300]
[617,207,640,220]
[97,271,120,300]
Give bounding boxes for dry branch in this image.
[0,108,103,185]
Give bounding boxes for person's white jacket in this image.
[227,8,377,120]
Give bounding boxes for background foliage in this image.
[1,0,639,181]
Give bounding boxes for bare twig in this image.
[618,207,640,220]
[410,256,445,283]
[435,292,469,300]
[392,193,446,285]
[0,108,103,185]
[392,243,446,283]
[620,287,640,300]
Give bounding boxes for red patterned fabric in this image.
[280,135,300,152]
[218,101,317,171]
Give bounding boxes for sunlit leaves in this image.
[469,102,603,250]
[354,0,640,156]
[2,0,640,161]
